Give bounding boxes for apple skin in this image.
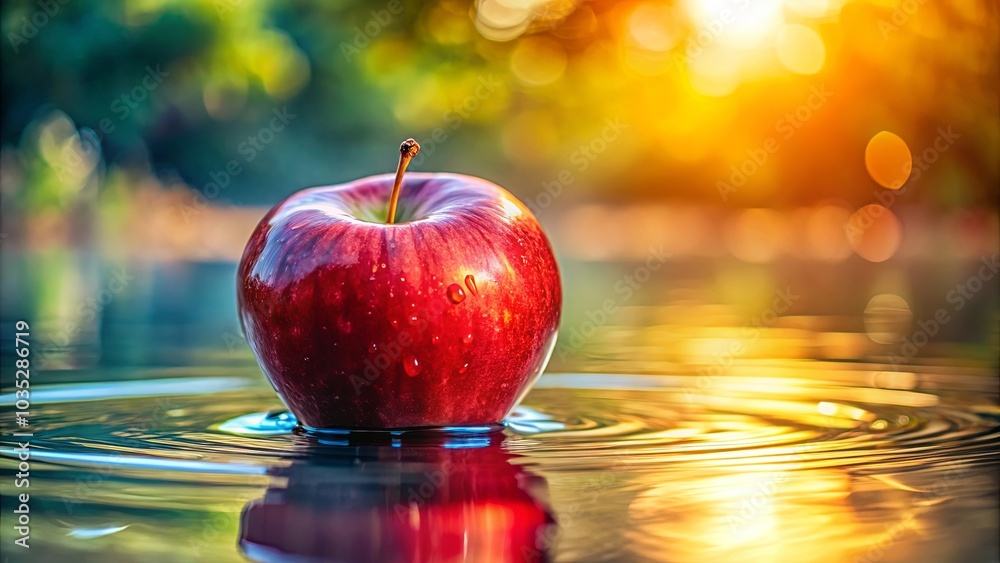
[238,435,554,562]
[237,172,561,430]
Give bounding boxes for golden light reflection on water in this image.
[0,0,997,559]
[1,196,996,563]
[864,293,912,344]
[2,343,996,562]
[627,470,862,562]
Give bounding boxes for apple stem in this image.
[387,139,421,224]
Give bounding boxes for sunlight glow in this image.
[687,0,786,49]
[628,4,680,51]
[784,0,830,17]
[775,24,826,74]
[817,401,837,416]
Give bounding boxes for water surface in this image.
[2,362,997,562]
[1,256,998,562]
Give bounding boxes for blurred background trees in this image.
[2,0,996,218]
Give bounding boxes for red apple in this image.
[238,436,554,562]
[237,140,561,429]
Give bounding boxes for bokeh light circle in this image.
[775,24,826,75]
[723,208,789,263]
[865,131,912,189]
[510,37,568,86]
[864,294,912,344]
[846,204,902,262]
[627,4,679,51]
[806,204,853,261]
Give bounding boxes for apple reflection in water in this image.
[239,433,554,562]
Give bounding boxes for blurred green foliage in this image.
[1,0,998,212]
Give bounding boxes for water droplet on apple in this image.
[404,356,421,377]
[400,277,405,282]
[369,343,378,353]
[465,275,478,296]
[463,333,473,344]
[459,363,468,374]
[447,284,466,304]
[380,263,387,269]
[432,335,440,344]
[408,315,419,325]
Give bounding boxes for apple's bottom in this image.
[294,422,507,444]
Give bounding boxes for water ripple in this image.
[3,370,996,479]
